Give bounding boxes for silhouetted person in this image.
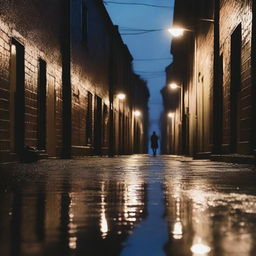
[151,131,159,156]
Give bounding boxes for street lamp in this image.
[168,19,214,38]
[168,112,175,119]
[117,93,126,100]
[168,27,185,38]
[134,110,141,117]
[169,82,180,90]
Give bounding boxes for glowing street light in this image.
[168,112,174,119]
[117,93,126,100]
[134,110,141,117]
[168,27,184,38]
[169,82,180,90]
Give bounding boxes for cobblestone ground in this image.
[0,155,256,256]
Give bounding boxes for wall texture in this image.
[0,0,150,162]
[161,0,255,157]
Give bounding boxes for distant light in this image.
[134,110,141,117]
[69,236,77,250]
[172,221,183,240]
[169,83,179,90]
[168,112,174,118]
[168,27,184,37]
[117,93,126,100]
[191,243,211,254]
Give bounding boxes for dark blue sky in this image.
[104,0,174,137]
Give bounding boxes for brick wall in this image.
[220,0,252,154]
[0,0,150,162]
[193,25,214,154]
[0,0,63,161]
[162,0,255,156]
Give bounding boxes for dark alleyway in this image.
[0,155,256,256]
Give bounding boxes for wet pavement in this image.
[0,155,256,256]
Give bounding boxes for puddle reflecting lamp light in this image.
[191,243,211,254]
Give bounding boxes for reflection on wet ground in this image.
[0,155,256,256]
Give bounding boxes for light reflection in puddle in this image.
[68,192,78,249]
[172,221,183,240]
[100,184,109,239]
[191,243,211,255]
[164,171,256,256]
[1,156,256,256]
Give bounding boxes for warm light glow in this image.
[169,83,179,90]
[168,112,174,118]
[69,236,77,249]
[172,221,183,240]
[100,185,109,239]
[168,27,184,37]
[191,243,211,255]
[117,93,126,100]
[134,110,141,117]
[100,211,108,239]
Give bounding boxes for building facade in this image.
[0,0,149,162]
[161,0,256,160]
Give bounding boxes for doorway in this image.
[230,24,241,153]
[94,96,102,154]
[10,40,25,153]
[46,75,56,157]
[37,59,47,150]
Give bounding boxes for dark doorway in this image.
[94,96,102,154]
[37,59,47,150]
[218,54,224,150]
[230,24,241,153]
[10,39,25,153]
[102,104,108,148]
[118,112,122,154]
[133,120,139,153]
[86,92,93,145]
[122,113,125,154]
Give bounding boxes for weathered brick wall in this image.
[0,0,63,161]
[163,0,254,156]
[0,22,11,160]
[0,0,150,161]
[220,0,252,154]
[193,25,214,153]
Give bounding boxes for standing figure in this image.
[150,131,159,156]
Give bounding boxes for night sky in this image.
[104,0,174,141]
